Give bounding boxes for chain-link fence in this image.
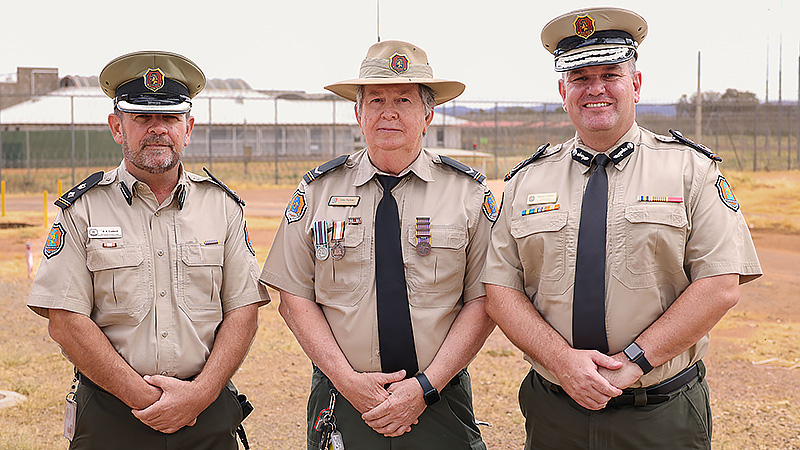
[1,93,798,192]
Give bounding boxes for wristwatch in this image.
[623,342,654,374]
[414,373,441,406]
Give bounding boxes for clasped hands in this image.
[129,375,214,434]
[554,349,644,411]
[340,370,427,437]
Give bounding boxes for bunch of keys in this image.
[314,389,345,450]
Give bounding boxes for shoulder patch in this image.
[43,222,66,259]
[482,190,499,223]
[715,175,740,211]
[285,189,307,223]
[202,167,245,207]
[438,155,486,183]
[669,130,722,162]
[303,155,349,184]
[504,144,551,181]
[54,171,104,210]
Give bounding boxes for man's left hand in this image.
[361,377,426,437]
[131,375,215,433]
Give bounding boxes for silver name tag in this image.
[87,226,123,239]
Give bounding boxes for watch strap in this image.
[414,373,440,406]
[625,342,654,375]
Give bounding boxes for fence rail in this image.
[1,94,798,192]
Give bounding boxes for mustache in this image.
[140,135,175,148]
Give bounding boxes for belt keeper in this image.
[633,388,647,406]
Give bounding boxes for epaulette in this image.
[54,171,104,210]
[669,130,722,162]
[504,143,551,181]
[438,155,486,183]
[303,155,349,184]
[203,167,245,207]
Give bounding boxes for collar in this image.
[571,123,641,173]
[117,160,190,208]
[352,148,435,187]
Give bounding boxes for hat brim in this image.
[325,78,465,106]
[116,100,192,114]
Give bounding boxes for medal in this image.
[416,217,431,256]
[330,221,346,260]
[313,220,329,261]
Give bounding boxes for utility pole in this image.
[695,51,702,142]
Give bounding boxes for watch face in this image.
[425,389,441,406]
[624,343,643,361]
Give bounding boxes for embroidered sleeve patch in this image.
[285,190,307,223]
[244,221,255,256]
[716,175,739,211]
[43,223,66,259]
[483,191,499,222]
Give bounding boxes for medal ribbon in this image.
[313,220,328,247]
[332,221,345,242]
[416,217,430,246]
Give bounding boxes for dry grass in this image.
[1,171,799,449]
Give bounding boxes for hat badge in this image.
[573,14,595,39]
[389,53,409,74]
[144,68,165,92]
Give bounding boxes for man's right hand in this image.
[550,348,623,410]
[336,370,406,414]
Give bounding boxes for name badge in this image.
[527,192,558,205]
[329,196,360,206]
[87,226,122,239]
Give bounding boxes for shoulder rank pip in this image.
[504,143,551,181]
[203,167,245,207]
[438,155,486,183]
[669,130,722,162]
[303,155,350,184]
[54,171,104,210]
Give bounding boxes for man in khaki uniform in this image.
[28,51,268,450]
[482,7,762,449]
[260,40,495,450]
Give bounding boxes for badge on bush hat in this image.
[541,7,648,72]
[99,50,206,114]
[325,40,465,106]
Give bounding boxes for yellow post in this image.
[44,190,48,228]
[1,180,5,217]
[58,180,63,198]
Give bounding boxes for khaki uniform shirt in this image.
[260,148,495,373]
[482,124,762,387]
[28,161,268,379]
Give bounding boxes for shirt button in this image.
[157,249,164,257]
[161,331,168,338]
[159,290,167,297]
[154,211,160,217]
[161,371,168,376]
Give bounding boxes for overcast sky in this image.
[2,0,797,104]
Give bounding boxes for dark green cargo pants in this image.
[69,378,243,450]
[307,367,486,450]
[519,361,712,450]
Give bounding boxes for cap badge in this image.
[573,14,595,39]
[144,68,165,92]
[389,53,409,74]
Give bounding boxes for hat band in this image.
[359,58,434,79]
[555,47,636,72]
[555,30,637,56]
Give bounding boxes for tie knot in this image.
[377,175,401,191]
[593,153,611,168]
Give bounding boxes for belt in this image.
[76,371,106,393]
[606,362,701,407]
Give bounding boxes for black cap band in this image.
[114,76,191,107]
[554,30,637,57]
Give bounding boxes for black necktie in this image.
[375,175,418,377]
[573,153,611,353]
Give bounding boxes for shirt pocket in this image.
[405,224,466,301]
[86,243,148,326]
[179,243,224,322]
[618,204,688,289]
[316,226,367,304]
[510,210,569,294]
